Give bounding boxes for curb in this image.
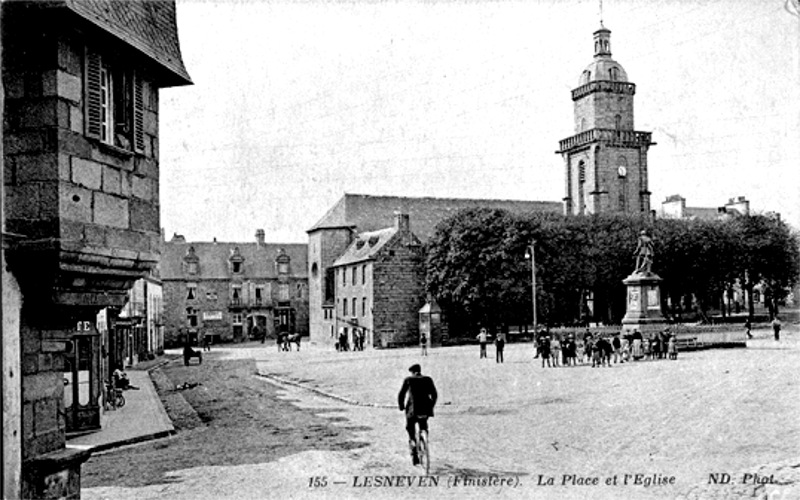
[68,429,176,454]
[254,372,395,409]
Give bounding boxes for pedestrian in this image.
[668,334,677,360]
[601,336,614,367]
[612,333,621,363]
[202,332,212,352]
[591,337,602,367]
[477,328,488,359]
[420,333,428,356]
[495,330,506,363]
[621,336,631,362]
[540,336,551,368]
[632,331,643,360]
[550,335,561,367]
[584,334,593,364]
[772,316,782,341]
[745,318,753,339]
[643,336,652,360]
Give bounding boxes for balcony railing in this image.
[571,80,636,101]
[557,128,654,153]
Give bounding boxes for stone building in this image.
[558,24,655,216]
[661,194,751,220]
[161,231,308,347]
[1,1,190,498]
[331,212,425,349]
[307,194,562,348]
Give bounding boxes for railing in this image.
[571,80,636,101]
[557,128,653,153]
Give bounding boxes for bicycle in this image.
[104,382,125,410]
[416,425,430,475]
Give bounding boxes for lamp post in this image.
[524,239,537,338]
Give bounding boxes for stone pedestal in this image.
[621,272,668,334]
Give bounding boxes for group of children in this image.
[535,329,678,368]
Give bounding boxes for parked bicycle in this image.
[104,381,125,410]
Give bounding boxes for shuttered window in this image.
[84,47,145,153]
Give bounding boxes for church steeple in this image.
[593,24,612,57]
[556,24,655,217]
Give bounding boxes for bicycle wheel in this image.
[116,393,126,408]
[417,429,430,475]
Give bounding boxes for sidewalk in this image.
[67,369,175,453]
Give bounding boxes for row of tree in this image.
[425,209,800,334]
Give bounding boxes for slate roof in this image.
[308,194,562,242]
[161,240,308,281]
[332,227,397,267]
[55,0,192,86]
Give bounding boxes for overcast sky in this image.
[159,0,800,243]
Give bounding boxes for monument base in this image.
[621,271,668,334]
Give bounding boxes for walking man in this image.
[420,333,428,356]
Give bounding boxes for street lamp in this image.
[524,239,537,339]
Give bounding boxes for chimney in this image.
[394,212,410,233]
[256,229,265,245]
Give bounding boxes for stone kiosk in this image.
[621,230,667,333]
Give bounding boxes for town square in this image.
[1,1,799,499]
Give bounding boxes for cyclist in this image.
[398,364,438,465]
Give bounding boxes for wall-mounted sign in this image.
[203,311,223,321]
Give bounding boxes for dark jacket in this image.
[398,374,438,418]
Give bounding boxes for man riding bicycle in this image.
[398,364,438,465]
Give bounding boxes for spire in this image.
[593,24,612,58]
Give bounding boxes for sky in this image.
[159,0,800,244]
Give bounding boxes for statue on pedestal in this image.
[633,230,654,275]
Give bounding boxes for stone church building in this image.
[558,24,655,216]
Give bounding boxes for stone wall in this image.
[372,238,425,347]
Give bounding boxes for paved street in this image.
[84,327,800,500]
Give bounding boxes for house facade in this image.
[161,230,309,347]
[332,213,425,348]
[1,1,190,498]
[307,194,562,348]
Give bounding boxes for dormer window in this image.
[184,246,199,275]
[276,249,290,275]
[229,247,245,275]
[609,66,619,81]
[186,283,197,300]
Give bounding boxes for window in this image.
[186,284,197,300]
[615,114,622,131]
[362,265,366,285]
[232,262,242,274]
[342,298,347,316]
[609,66,619,81]
[232,314,243,325]
[578,161,586,183]
[341,268,346,287]
[296,283,303,299]
[352,267,357,286]
[278,261,289,274]
[187,262,198,274]
[352,297,357,317]
[85,49,143,152]
[231,284,242,305]
[362,297,367,317]
[279,284,289,302]
[186,307,197,327]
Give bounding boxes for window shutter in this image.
[84,48,102,139]
[133,72,145,153]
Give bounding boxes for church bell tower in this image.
[557,24,655,216]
